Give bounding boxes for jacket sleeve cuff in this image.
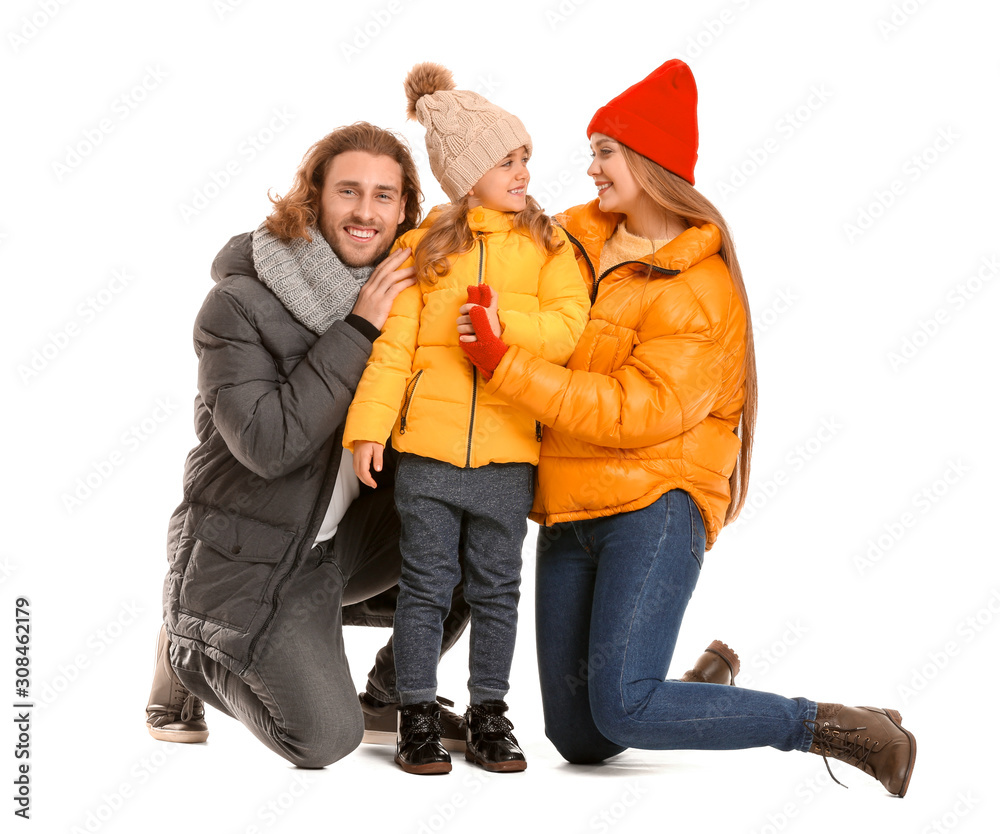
[345,313,381,343]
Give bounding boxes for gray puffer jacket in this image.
[162,232,393,676]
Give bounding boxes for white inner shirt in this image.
[312,449,361,547]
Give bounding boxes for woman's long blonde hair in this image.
[620,143,757,525]
[413,195,563,284]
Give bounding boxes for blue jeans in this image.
[535,490,816,763]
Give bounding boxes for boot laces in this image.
[180,692,198,723]
[402,710,444,738]
[469,705,515,737]
[803,719,880,789]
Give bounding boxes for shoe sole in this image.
[705,639,740,683]
[363,728,467,752]
[394,754,452,775]
[147,725,208,744]
[874,707,916,798]
[464,751,527,773]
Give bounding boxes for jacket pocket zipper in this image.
[399,369,424,434]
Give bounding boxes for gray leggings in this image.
[393,453,534,705]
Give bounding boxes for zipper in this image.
[590,260,680,304]
[239,547,300,675]
[465,235,486,468]
[559,225,679,303]
[239,428,344,675]
[399,369,424,434]
[535,421,542,442]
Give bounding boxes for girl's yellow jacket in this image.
[343,206,590,468]
[484,200,748,548]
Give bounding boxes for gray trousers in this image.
[393,454,535,705]
[170,486,469,768]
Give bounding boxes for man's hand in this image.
[457,284,501,342]
[351,247,416,330]
[353,441,384,488]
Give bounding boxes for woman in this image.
[457,59,916,796]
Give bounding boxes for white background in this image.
[4,0,998,831]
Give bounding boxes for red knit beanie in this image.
[587,58,699,185]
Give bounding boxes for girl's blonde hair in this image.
[413,195,563,284]
[619,143,757,525]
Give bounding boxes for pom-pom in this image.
[404,62,455,120]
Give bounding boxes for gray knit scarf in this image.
[251,221,372,335]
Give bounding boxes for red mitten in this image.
[466,284,491,307]
[460,285,508,381]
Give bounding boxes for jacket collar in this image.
[557,199,722,274]
[466,206,516,234]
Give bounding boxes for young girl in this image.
[342,63,589,775]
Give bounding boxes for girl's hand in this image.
[457,285,508,381]
[458,284,501,341]
[353,440,384,488]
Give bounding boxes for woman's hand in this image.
[457,285,508,381]
[353,440,384,488]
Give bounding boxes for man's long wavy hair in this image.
[265,122,423,243]
[413,195,563,284]
[619,143,758,526]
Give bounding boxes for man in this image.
[144,122,470,767]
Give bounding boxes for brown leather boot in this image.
[680,640,740,685]
[145,625,209,743]
[804,704,916,797]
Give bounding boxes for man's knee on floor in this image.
[282,714,364,769]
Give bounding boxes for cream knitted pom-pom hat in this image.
[404,62,532,203]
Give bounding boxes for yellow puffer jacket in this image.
[343,206,590,468]
[483,200,747,547]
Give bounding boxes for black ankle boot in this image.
[395,701,452,775]
[465,700,527,772]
